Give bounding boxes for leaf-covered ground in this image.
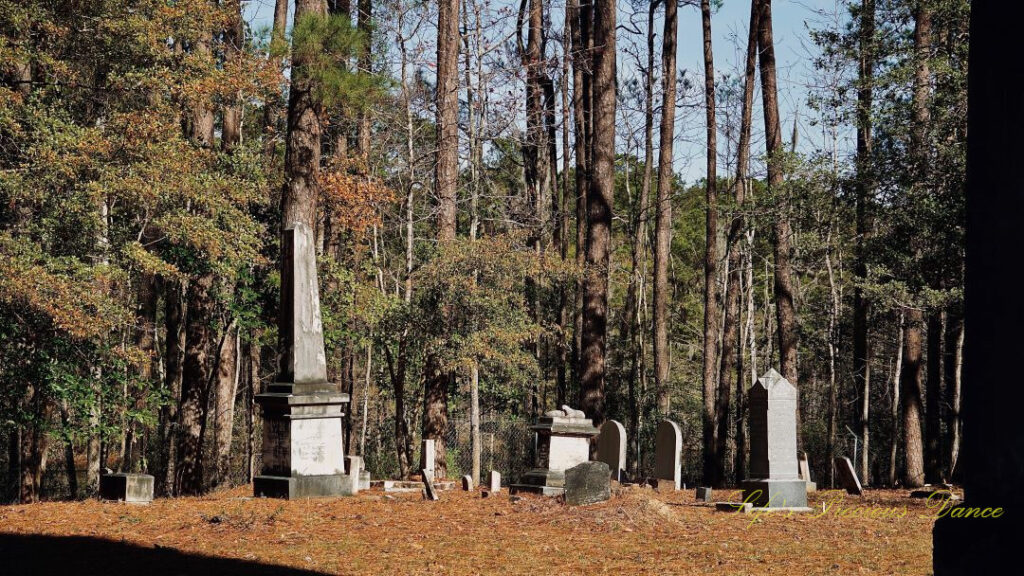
[0,485,938,575]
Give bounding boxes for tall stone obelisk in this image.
[254,222,352,499]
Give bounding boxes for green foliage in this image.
[292,12,385,112]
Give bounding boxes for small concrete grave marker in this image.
[596,419,627,482]
[489,470,501,493]
[654,420,682,490]
[564,461,611,506]
[799,452,816,492]
[834,456,863,495]
[695,487,713,502]
[462,475,474,491]
[422,469,440,501]
[421,439,436,478]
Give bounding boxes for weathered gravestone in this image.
[740,369,808,509]
[564,461,611,506]
[422,469,440,501]
[799,452,816,492]
[654,420,682,490]
[253,223,352,499]
[488,470,501,493]
[596,419,627,482]
[340,455,363,495]
[511,406,599,496]
[99,473,153,504]
[834,456,863,495]
[695,487,713,502]
[421,439,436,478]
[462,475,474,491]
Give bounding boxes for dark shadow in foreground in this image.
[0,533,332,576]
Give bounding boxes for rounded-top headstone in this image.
[596,419,627,481]
[654,420,682,490]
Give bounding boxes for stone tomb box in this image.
[99,473,154,504]
[512,409,599,496]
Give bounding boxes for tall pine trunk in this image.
[853,0,875,485]
[579,0,616,427]
[213,322,239,489]
[901,308,926,487]
[653,0,678,417]
[158,279,185,496]
[724,0,759,486]
[700,0,724,487]
[924,311,943,483]
[901,0,931,490]
[757,1,800,451]
[422,0,461,478]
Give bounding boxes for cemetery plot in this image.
[1,484,936,575]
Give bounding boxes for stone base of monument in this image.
[254,387,351,500]
[806,481,817,492]
[99,473,154,504]
[741,478,809,508]
[510,469,567,496]
[715,502,753,513]
[254,473,361,499]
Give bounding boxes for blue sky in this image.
[242,0,848,183]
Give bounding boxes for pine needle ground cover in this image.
[1,486,936,575]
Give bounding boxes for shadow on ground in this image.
[0,533,331,576]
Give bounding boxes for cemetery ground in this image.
[1,484,937,575]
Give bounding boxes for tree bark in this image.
[700,0,724,487]
[175,273,216,495]
[222,0,244,152]
[435,0,460,241]
[889,311,904,487]
[757,0,799,392]
[158,278,185,496]
[901,0,931,491]
[901,307,926,488]
[569,0,588,393]
[263,0,290,158]
[653,0,677,417]
[356,0,372,165]
[853,0,875,486]
[944,310,963,478]
[281,0,328,231]
[725,0,760,484]
[925,310,943,483]
[579,0,615,428]
[213,322,239,489]
[421,0,461,479]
